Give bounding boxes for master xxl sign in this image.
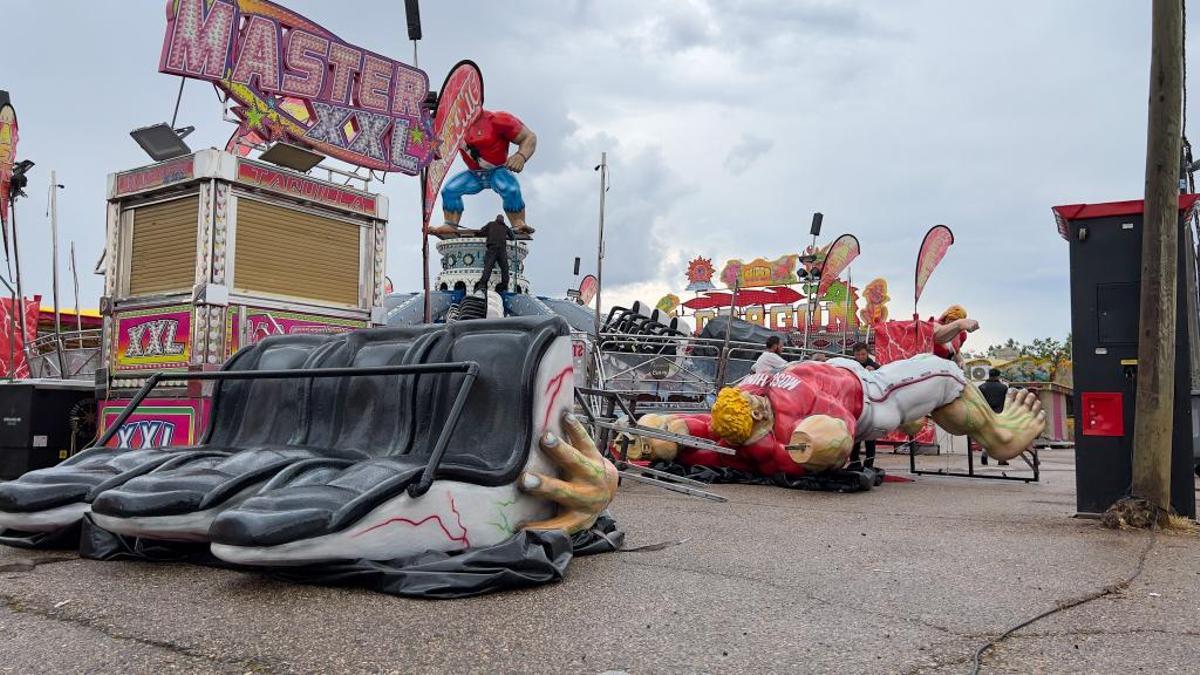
[160,0,435,175]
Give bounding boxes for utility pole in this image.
[49,172,66,378]
[1131,0,1184,520]
[70,242,82,347]
[594,152,608,334]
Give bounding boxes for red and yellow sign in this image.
[237,161,377,215]
[114,157,195,197]
[719,254,799,289]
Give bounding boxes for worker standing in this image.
[475,214,515,293]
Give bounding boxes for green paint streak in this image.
[489,498,520,535]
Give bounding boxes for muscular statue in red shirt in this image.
[431,110,538,237]
[634,353,1045,477]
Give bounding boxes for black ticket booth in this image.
[1053,196,1198,518]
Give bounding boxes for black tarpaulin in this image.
[270,513,624,599]
[0,523,83,550]
[78,511,624,599]
[648,461,883,493]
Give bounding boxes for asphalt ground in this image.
[0,450,1195,674]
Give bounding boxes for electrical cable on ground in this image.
[967,528,1157,674]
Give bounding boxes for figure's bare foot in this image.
[981,389,1046,461]
[515,225,535,236]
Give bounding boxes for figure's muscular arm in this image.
[786,415,855,473]
[505,127,537,172]
[934,318,978,344]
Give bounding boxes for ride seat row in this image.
[0,317,569,560]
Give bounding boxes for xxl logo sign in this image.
[114,421,178,449]
[159,0,435,175]
[124,319,187,359]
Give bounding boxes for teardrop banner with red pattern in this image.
[0,295,40,379]
[914,224,954,307]
[423,61,484,227]
[816,234,860,298]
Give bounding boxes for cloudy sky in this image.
[4,1,1194,347]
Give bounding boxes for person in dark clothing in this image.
[851,342,879,370]
[475,214,515,293]
[977,368,1010,465]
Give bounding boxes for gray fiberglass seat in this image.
[0,334,338,537]
[207,316,569,558]
[88,326,444,541]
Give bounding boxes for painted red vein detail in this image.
[351,494,471,548]
[541,366,574,432]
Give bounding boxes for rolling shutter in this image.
[234,198,361,306]
[128,196,199,295]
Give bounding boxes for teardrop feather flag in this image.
[424,60,484,228]
[0,91,18,260]
[817,234,861,298]
[914,224,954,307]
[578,274,599,305]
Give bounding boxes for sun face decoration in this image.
[687,257,714,282]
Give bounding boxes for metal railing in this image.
[26,329,103,380]
[586,332,832,405]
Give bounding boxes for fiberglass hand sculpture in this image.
[519,413,620,534]
[634,354,1046,477]
[431,110,538,237]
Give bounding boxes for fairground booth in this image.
[97,150,388,448]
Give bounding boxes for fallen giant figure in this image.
[634,354,1046,476]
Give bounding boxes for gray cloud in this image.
[1,1,1183,344]
[724,134,775,175]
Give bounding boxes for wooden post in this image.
[1131,0,1184,517]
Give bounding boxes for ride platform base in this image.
[429,228,533,241]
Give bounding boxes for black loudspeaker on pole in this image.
[404,0,422,41]
[573,257,581,276]
[810,212,823,237]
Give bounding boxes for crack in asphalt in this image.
[963,528,1160,674]
[613,555,980,639]
[0,593,278,672]
[1011,627,1200,639]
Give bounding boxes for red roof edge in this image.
[1051,194,1200,240]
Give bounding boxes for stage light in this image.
[130,123,194,161]
[9,159,34,198]
[259,142,325,172]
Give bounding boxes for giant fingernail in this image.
[543,432,558,446]
[521,474,541,490]
[564,412,577,424]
